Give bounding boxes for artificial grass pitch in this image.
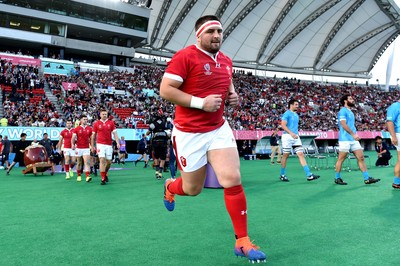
[0,153,399,266]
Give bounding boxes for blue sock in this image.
[303,165,312,177]
[280,168,286,176]
[362,171,369,180]
[394,177,400,185]
[335,172,341,179]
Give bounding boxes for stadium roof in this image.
[140,0,400,78]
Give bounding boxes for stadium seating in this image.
[2,58,399,131]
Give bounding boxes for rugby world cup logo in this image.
[204,64,212,75]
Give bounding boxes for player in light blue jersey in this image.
[334,95,380,185]
[279,99,320,182]
[386,100,400,189]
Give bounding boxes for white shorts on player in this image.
[338,141,363,153]
[74,148,91,157]
[172,120,237,172]
[281,134,303,154]
[96,144,113,160]
[63,148,74,157]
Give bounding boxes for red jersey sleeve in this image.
[165,48,191,81]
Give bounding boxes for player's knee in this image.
[293,146,304,154]
[185,186,203,196]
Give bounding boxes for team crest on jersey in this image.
[180,156,187,167]
[204,64,212,75]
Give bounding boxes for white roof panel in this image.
[146,0,400,75]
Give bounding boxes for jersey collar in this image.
[195,44,219,60]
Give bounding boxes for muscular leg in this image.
[393,151,400,188]
[99,157,107,173]
[83,154,91,173]
[208,148,248,239]
[296,152,307,166]
[395,151,400,177]
[76,157,82,173]
[353,149,367,172]
[280,152,290,168]
[105,159,111,172]
[335,151,348,173]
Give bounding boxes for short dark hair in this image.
[288,99,298,109]
[195,15,220,32]
[340,94,351,106]
[375,136,383,141]
[81,115,87,119]
[21,133,27,138]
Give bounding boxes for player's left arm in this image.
[90,132,96,152]
[71,133,77,149]
[226,81,238,107]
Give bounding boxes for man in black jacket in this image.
[374,136,391,166]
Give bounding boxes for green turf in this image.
[0,152,399,266]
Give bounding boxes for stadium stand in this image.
[1,57,400,132]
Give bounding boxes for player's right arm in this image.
[57,134,63,151]
[386,105,398,145]
[339,109,359,140]
[281,120,297,139]
[340,120,359,141]
[160,77,222,112]
[90,131,96,152]
[280,112,297,139]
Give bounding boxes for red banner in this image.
[0,54,41,66]
[62,82,78,91]
[232,130,383,140]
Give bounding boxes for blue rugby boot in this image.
[163,178,175,211]
[234,236,266,263]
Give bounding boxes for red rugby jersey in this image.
[92,119,116,145]
[60,128,74,149]
[73,125,93,149]
[164,45,232,133]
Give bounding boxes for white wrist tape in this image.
[190,96,204,109]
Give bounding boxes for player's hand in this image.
[392,137,398,146]
[227,91,238,106]
[352,134,361,141]
[202,94,223,112]
[291,133,298,139]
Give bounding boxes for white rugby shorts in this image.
[281,134,302,151]
[172,121,237,172]
[74,148,91,157]
[338,141,362,153]
[96,144,113,160]
[62,148,74,157]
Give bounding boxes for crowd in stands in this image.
[1,56,400,132]
[0,58,61,127]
